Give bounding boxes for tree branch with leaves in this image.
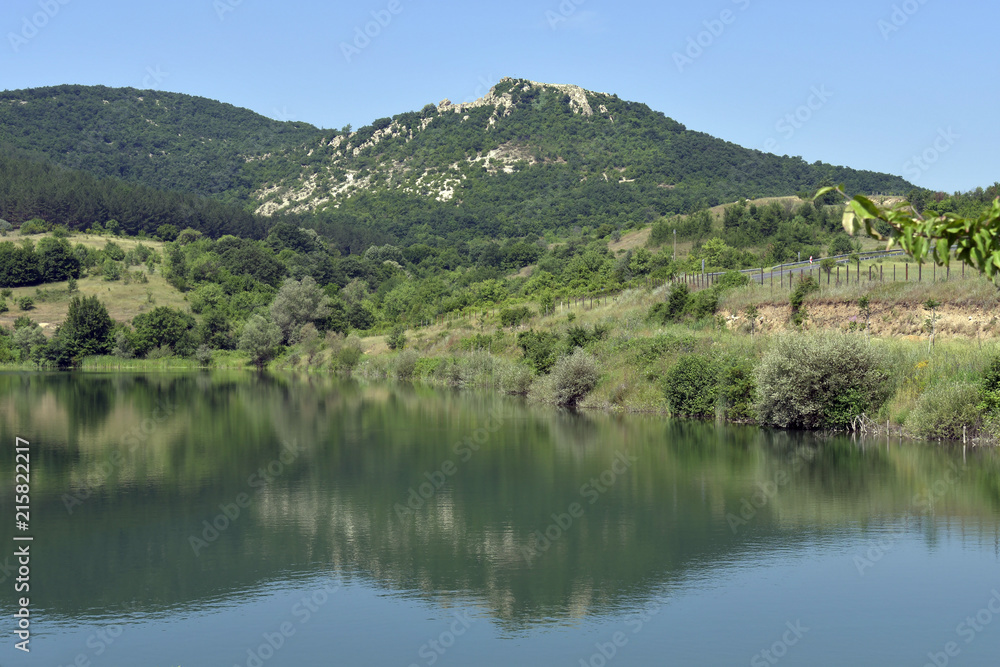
[815,186,1000,277]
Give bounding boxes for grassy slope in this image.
[0,232,189,332]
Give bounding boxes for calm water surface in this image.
[1,372,999,666]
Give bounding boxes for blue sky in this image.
[2,0,996,193]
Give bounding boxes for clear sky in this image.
[2,0,996,193]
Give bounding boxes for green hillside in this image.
[1,78,914,246]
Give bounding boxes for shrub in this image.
[789,276,819,327]
[112,330,135,359]
[907,382,982,442]
[17,297,33,311]
[337,335,363,372]
[195,344,213,366]
[565,323,609,350]
[386,326,407,351]
[684,288,719,320]
[393,349,418,381]
[755,332,891,429]
[718,358,757,423]
[517,330,561,373]
[549,348,600,408]
[663,354,720,419]
[0,300,6,314]
[498,361,534,395]
[499,306,533,328]
[716,270,750,289]
[649,283,689,324]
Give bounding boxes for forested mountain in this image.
[1,79,914,246]
[0,84,323,201]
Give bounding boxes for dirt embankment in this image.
[723,301,1000,340]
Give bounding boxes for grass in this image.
[0,232,186,333]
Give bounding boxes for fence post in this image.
[919,264,922,282]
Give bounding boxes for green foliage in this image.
[663,354,720,419]
[826,186,1000,277]
[269,276,332,343]
[386,326,407,351]
[393,349,419,381]
[649,283,689,325]
[755,333,891,429]
[20,218,49,234]
[132,306,197,357]
[156,224,179,242]
[789,276,819,327]
[0,300,6,314]
[499,306,533,328]
[102,259,122,281]
[718,358,757,423]
[336,335,364,372]
[37,237,80,283]
[239,314,282,370]
[565,324,608,351]
[548,348,600,409]
[17,296,33,311]
[59,296,114,359]
[908,382,982,441]
[517,330,561,374]
[828,235,853,256]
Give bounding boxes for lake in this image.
[1,372,999,666]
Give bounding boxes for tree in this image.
[549,348,600,409]
[36,237,80,283]
[924,298,940,350]
[59,295,113,359]
[239,314,282,370]
[745,303,759,338]
[858,295,871,342]
[269,276,332,343]
[132,306,196,357]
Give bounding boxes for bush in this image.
[789,276,819,327]
[908,382,982,441]
[718,358,757,423]
[386,326,407,351]
[498,361,534,395]
[685,288,719,320]
[663,354,720,419]
[755,332,891,429]
[195,344,213,366]
[717,270,750,289]
[0,300,6,314]
[499,306,533,328]
[649,283,689,324]
[337,335,363,372]
[565,323,608,350]
[549,348,600,408]
[393,349,418,381]
[517,330,561,374]
[17,297,33,311]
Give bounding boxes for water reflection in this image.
[0,371,998,633]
